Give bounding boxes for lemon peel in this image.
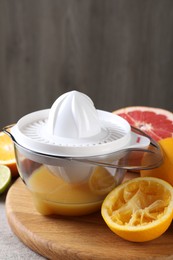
[101,177,173,242]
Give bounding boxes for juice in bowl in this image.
[15,144,125,216]
[29,164,101,216]
[4,91,163,216]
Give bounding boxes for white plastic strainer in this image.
[11,91,149,157]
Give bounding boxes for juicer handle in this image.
[75,126,163,170]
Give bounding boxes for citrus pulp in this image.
[101,177,173,242]
[0,131,18,177]
[114,106,173,141]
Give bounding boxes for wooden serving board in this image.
[5,177,173,260]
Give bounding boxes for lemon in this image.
[101,177,173,242]
[140,137,173,185]
[0,131,18,177]
[0,165,11,194]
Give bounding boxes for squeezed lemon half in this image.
[0,131,18,177]
[101,177,173,242]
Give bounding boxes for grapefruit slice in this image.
[113,106,173,141]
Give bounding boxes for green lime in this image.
[0,165,11,194]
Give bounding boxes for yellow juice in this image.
[27,165,106,216]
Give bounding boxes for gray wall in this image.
[0,0,173,128]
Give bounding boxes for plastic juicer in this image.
[3,91,163,216]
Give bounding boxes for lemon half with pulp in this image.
[101,177,173,242]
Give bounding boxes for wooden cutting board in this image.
[5,177,173,260]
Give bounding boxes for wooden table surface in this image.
[5,176,173,260]
[0,187,45,260]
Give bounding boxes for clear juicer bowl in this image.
[13,142,126,216]
[4,125,163,216]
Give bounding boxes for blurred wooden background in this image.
[0,0,173,128]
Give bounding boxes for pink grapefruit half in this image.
[113,106,173,141]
